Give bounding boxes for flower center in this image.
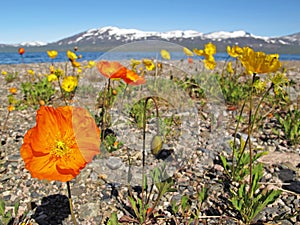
[53,140,69,157]
[50,131,75,158]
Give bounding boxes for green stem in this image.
[249,84,274,134]
[231,100,246,178]
[220,56,231,79]
[57,76,68,106]
[235,82,273,185]
[142,97,160,166]
[247,73,257,193]
[142,96,160,221]
[67,181,78,225]
[100,78,111,143]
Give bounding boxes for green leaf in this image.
[230,197,242,211]
[128,196,139,219]
[219,155,228,170]
[181,195,189,212]
[171,201,179,214]
[253,151,268,162]
[198,187,208,203]
[251,163,263,197]
[251,189,281,221]
[107,212,119,225]
[0,200,5,216]
[3,209,13,225]
[14,202,19,217]
[137,197,145,222]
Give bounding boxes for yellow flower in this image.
[269,71,289,96]
[48,74,58,82]
[1,70,7,76]
[54,69,64,78]
[253,79,267,93]
[71,60,81,68]
[183,47,194,56]
[62,76,78,92]
[238,47,281,74]
[193,48,204,56]
[194,42,216,58]
[87,60,96,68]
[49,65,55,74]
[27,69,35,75]
[227,61,234,74]
[204,55,216,70]
[194,42,217,70]
[67,50,77,61]
[270,72,289,86]
[142,59,155,71]
[227,45,243,58]
[130,59,141,70]
[204,42,216,55]
[47,50,58,59]
[77,68,82,74]
[160,49,171,60]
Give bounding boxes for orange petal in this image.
[111,68,146,86]
[20,106,100,182]
[97,61,124,78]
[72,107,101,162]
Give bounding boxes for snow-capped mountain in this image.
[1,26,299,53]
[52,26,300,53]
[56,26,204,45]
[55,26,260,45]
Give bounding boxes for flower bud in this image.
[150,135,163,156]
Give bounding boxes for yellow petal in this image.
[47,50,58,59]
[160,49,171,60]
[62,76,78,92]
[183,47,194,56]
[193,48,204,56]
[67,50,77,61]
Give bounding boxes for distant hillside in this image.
[1,26,300,54]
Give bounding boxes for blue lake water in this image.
[0,51,300,65]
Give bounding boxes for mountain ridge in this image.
[1,26,300,54]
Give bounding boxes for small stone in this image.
[106,156,124,170]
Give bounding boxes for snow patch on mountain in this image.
[204,30,251,39]
[74,26,204,42]
[18,41,48,47]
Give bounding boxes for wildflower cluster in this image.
[0,41,298,225]
[47,49,95,96]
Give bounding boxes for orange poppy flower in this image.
[18,47,25,55]
[97,61,124,78]
[20,106,100,182]
[187,57,193,64]
[7,105,15,112]
[110,67,146,86]
[9,87,17,94]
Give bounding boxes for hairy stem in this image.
[67,181,78,225]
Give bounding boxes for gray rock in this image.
[106,156,124,170]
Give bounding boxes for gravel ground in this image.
[0,60,300,225]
